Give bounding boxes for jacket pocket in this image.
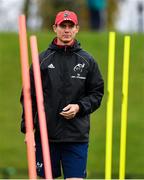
[67,115,90,137]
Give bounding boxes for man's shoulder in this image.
[39,49,52,61]
[76,49,96,64]
[78,49,92,58]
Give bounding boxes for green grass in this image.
[0,31,144,179]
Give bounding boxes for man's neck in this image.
[56,38,74,46]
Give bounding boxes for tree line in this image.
[23,0,117,30]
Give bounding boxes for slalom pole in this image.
[30,36,53,179]
[18,15,37,179]
[119,36,131,180]
[105,32,116,179]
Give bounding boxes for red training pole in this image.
[18,15,37,179]
[30,36,53,179]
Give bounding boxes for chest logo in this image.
[48,63,55,69]
[71,63,86,79]
[73,63,85,73]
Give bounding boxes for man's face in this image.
[53,21,79,45]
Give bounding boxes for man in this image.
[20,10,104,179]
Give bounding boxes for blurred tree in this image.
[22,0,42,30]
[107,0,118,30]
[23,0,30,23]
[37,0,78,29]
[36,0,88,30]
[22,0,89,30]
[37,0,53,30]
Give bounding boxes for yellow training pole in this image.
[119,36,131,180]
[105,32,116,179]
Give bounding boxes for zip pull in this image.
[64,46,67,52]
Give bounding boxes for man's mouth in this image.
[63,35,71,38]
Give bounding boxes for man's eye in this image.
[59,24,75,28]
[69,25,74,28]
[60,24,66,28]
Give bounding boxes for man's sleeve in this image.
[77,58,104,116]
[20,65,37,133]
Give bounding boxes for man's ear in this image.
[76,25,80,34]
[53,25,57,33]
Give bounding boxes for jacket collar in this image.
[48,37,81,52]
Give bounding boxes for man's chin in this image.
[63,39,71,43]
[58,38,74,45]
[62,38,72,43]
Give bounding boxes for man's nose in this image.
[64,26,70,31]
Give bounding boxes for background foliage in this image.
[23,0,117,30]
